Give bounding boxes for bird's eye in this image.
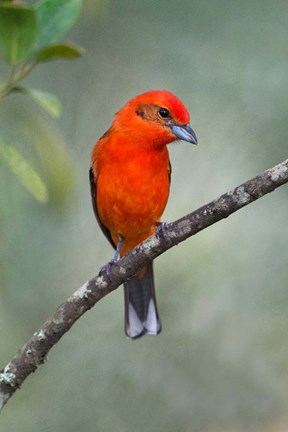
[158,107,170,119]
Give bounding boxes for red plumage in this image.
[90,90,197,339]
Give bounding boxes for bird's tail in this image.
[124,263,161,339]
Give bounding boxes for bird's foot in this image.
[155,222,173,245]
[99,260,115,277]
[99,237,124,277]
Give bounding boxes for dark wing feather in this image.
[89,167,116,249]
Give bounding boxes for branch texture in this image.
[0,158,287,410]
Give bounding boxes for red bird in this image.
[90,90,197,339]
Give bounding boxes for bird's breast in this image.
[96,147,170,240]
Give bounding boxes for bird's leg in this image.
[155,222,173,246]
[113,236,124,262]
[99,236,124,276]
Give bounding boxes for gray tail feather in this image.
[124,263,161,339]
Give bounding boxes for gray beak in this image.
[171,124,197,145]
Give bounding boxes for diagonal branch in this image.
[0,158,287,411]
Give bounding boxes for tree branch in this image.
[0,158,287,411]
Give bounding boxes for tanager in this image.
[90,90,197,339]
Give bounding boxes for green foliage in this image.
[34,0,82,51]
[36,42,84,62]
[0,138,48,203]
[13,85,63,117]
[0,3,37,64]
[0,0,83,68]
[0,0,84,202]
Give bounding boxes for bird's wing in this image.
[168,160,172,184]
[89,167,116,249]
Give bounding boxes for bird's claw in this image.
[155,222,172,245]
[99,260,115,277]
[99,237,123,277]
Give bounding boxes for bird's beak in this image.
[171,124,198,145]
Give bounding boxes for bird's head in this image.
[113,90,197,149]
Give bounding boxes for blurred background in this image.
[1,0,288,431]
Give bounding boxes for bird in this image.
[90,90,197,339]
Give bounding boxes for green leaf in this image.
[0,138,48,203]
[14,111,75,207]
[13,85,62,117]
[25,88,62,117]
[36,42,85,62]
[0,3,37,64]
[34,0,82,51]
